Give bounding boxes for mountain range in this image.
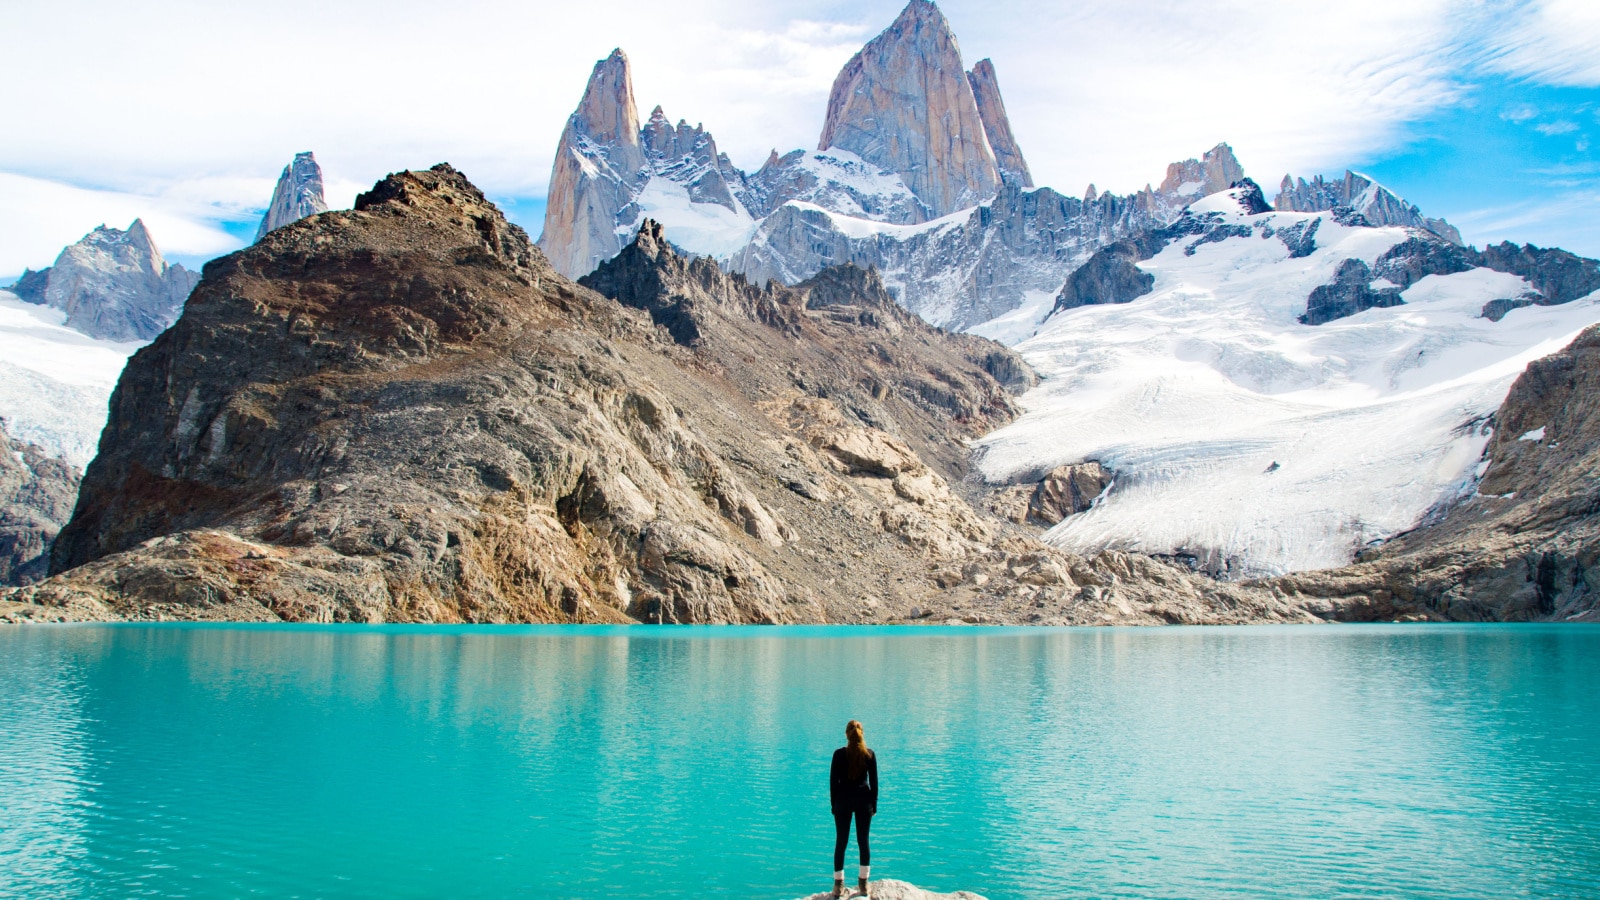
[2,1,1598,622]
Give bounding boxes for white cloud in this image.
[1502,105,1540,123]
[1535,120,1579,135]
[0,173,250,277]
[1483,0,1600,86]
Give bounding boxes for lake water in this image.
[1,624,1597,899]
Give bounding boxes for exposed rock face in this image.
[1052,240,1155,313]
[255,151,329,240]
[817,0,1000,217]
[0,419,81,586]
[966,59,1031,188]
[8,219,199,341]
[1275,171,1462,245]
[539,49,649,277]
[1161,144,1246,201]
[2,167,1359,628]
[1271,325,1600,622]
[1029,462,1113,525]
[1300,258,1404,325]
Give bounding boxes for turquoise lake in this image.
[2,624,1597,899]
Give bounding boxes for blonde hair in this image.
[845,720,869,779]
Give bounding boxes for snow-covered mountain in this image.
[974,185,1600,576]
[1276,170,1463,246]
[256,151,329,240]
[9,219,198,342]
[538,2,1256,329]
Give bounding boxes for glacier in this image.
[0,289,141,466]
[972,190,1600,576]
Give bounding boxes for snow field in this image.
[973,196,1600,576]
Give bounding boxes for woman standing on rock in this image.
[830,720,879,898]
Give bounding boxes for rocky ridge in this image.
[1276,171,1462,245]
[0,419,81,586]
[9,219,199,341]
[2,166,1335,626]
[256,151,329,240]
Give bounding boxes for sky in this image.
[2,0,1598,278]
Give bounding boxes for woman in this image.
[829,720,879,898]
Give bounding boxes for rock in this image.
[966,59,1032,188]
[1028,462,1112,525]
[539,49,650,277]
[0,419,81,586]
[817,0,1000,217]
[795,879,987,900]
[1275,170,1462,245]
[1052,240,1155,314]
[1476,241,1600,313]
[1159,144,1246,201]
[1300,258,1404,326]
[255,151,329,240]
[10,219,198,341]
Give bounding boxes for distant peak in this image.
[570,48,641,149]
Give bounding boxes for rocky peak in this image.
[966,59,1032,188]
[1274,170,1462,245]
[817,0,1000,217]
[568,49,645,158]
[255,151,329,240]
[1158,143,1245,199]
[9,219,199,341]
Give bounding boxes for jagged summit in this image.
[1159,143,1245,199]
[8,219,198,342]
[818,0,1000,217]
[968,59,1032,188]
[1275,170,1461,245]
[569,49,645,155]
[255,152,329,240]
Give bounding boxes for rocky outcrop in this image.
[1275,171,1462,245]
[0,419,81,586]
[1475,242,1600,320]
[255,152,329,240]
[817,0,999,218]
[797,880,987,900]
[1052,240,1155,313]
[1270,325,1600,622]
[8,219,199,342]
[1300,258,1404,325]
[967,59,1031,188]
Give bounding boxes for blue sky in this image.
[2,0,1598,277]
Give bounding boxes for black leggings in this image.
[833,807,872,871]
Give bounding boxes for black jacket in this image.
[830,747,878,814]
